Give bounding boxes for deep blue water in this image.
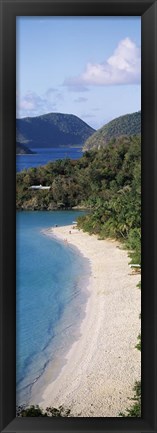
[16,147,83,172]
[16,211,89,406]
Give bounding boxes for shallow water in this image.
[16,211,89,406]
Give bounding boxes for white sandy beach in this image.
[38,224,141,417]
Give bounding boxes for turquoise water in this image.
[16,211,89,406]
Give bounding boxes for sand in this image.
[38,225,141,417]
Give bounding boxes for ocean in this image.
[16,211,89,407]
[16,147,83,172]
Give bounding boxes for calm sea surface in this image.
[16,147,83,172]
[16,211,89,407]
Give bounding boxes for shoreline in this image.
[34,225,141,417]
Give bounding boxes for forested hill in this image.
[16,113,95,149]
[16,142,35,154]
[17,134,141,260]
[83,111,141,151]
[17,133,140,215]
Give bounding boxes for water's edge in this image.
[29,229,91,407]
[16,215,90,408]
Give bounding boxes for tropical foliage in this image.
[119,381,141,417]
[16,404,71,417]
[83,111,141,150]
[16,134,141,263]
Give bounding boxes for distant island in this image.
[16,112,95,149]
[83,111,141,150]
[16,142,35,155]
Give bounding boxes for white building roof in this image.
[29,184,50,190]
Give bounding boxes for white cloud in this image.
[16,89,63,118]
[64,38,141,90]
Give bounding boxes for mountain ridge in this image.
[83,111,141,151]
[16,112,95,149]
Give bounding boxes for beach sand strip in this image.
[38,224,141,417]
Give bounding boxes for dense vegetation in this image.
[16,142,35,155]
[83,111,141,150]
[16,404,70,417]
[16,112,95,149]
[17,134,141,263]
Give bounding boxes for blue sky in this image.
[16,17,141,129]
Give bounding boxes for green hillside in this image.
[17,132,141,261]
[16,112,95,149]
[83,111,141,150]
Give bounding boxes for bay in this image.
[16,147,83,172]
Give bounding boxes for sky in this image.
[16,17,141,129]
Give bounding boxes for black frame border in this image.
[0,0,157,432]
